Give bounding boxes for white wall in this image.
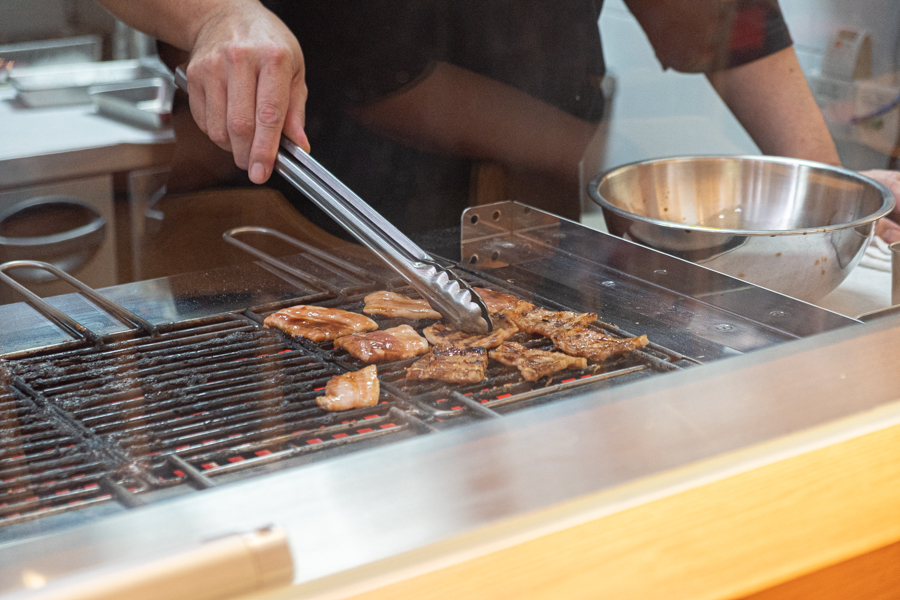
[596,0,760,176]
[594,0,900,177]
[782,0,899,77]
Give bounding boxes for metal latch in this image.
[6,527,293,600]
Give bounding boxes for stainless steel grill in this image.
[0,203,857,543]
[0,272,702,531]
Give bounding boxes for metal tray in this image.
[9,60,168,107]
[90,78,174,129]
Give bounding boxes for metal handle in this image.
[222,226,370,294]
[0,196,107,281]
[6,527,293,600]
[0,196,106,250]
[276,136,430,263]
[275,140,491,333]
[0,260,157,343]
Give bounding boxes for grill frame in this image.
[0,210,878,599]
[0,210,858,537]
[0,251,698,530]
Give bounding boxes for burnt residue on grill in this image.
[0,264,697,531]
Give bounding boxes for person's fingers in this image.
[246,48,294,183]
[882,229,900,244]
[877,217,900,244]
[204,75,231,152]
[185,64,208,135]
[226,49,259,171]
[861,169,900,215]
[283,73,310,153]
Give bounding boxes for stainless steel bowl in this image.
[589,155,895,302]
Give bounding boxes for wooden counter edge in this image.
[255,396,900,600]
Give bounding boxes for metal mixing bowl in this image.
[589,156,895,302]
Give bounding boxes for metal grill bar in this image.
[0,384,137,526]
[0,241,697,531]
[0,312,433,527]
[247,283,690,422]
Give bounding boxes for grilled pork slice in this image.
[264,305,377,342]
[423,315,518,350]
[334,325,430,364]
[507,301,596,338]
[489,342,588,381]
[551,328,649,362]
[406,346,488,384]
[316,365,380,412]
[473,287,522,315]
[363,291,442,320]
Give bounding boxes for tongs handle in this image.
[277,137,428,263]
[173,67,491,334]
[275,137,426,264]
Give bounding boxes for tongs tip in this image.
[454,286,493,335]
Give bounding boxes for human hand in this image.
[860,169,900,244]
[186,0,309,183]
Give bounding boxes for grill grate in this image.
[0,254,697,530]
[0,380,141,526]
[247,286,691,421]
[0,313,433,527]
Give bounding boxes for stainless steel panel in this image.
[457,202,857,358]
[90,79,174,130]
[10,60,169,108]
[0,312,898,596]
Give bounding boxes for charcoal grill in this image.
[1,202,875,599]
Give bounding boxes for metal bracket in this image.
[461,202,563,269]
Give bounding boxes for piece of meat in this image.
[316,365,380,412]
[488,342,588,381]
[551,328,649,362]
[406,346,488,384]
[362,291,442,320]
[334,325,430,363]
[423,314,518,350]
[507,301,596,338]
[264,305,377,342]
[473,287,522,315]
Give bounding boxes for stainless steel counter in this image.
[0,86,173,190]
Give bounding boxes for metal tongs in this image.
[174,68,491,334]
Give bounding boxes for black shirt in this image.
[262,0,791,235]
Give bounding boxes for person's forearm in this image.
[707,47,840,166]
[351,62,597,184]
[96,0,250,51]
